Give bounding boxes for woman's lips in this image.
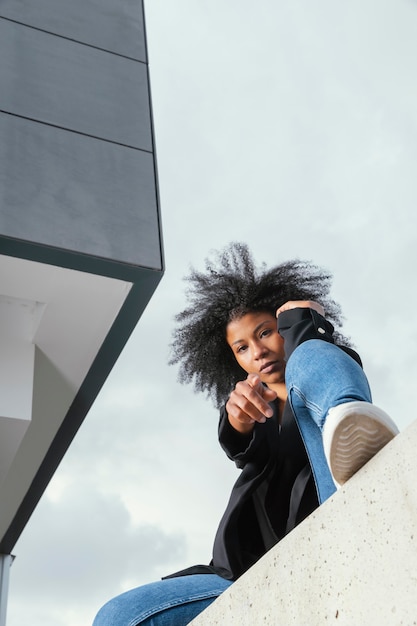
[260,361,278,374]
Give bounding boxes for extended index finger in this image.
[239,376,274,419]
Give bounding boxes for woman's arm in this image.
[277,300,362,366]
[277,301,335,361]
[218,400,275,469]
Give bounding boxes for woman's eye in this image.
[260,329,271,338]
[237,345,247,354]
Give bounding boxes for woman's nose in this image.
[253,343,267,359]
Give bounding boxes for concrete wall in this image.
[191,419,417,625]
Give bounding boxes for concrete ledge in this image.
[191,420,417,625]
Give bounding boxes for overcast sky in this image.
[7,0,417,624]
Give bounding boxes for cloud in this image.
[8,483,186,626]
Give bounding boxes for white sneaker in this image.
[322,401,399,487]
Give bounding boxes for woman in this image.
[93,243,398,626]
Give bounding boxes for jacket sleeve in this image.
[277,306,362,366]
[277,307,335,361]
[218,406,249,459]
[218,405,272,469]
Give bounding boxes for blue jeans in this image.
[92,574,232,626]
[285,339,372,504]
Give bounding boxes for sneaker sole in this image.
[328,413,397,486]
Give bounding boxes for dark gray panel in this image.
[0,113,162,271]
[0,0,146,61]
[0,19,152,150]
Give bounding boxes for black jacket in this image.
[165,308,361,581]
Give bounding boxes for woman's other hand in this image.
[276,300,325,318]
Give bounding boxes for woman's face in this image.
[226,311,286,385]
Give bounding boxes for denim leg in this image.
[285,340,372,504]
[92,574,232,626]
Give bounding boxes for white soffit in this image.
[0,253,132,537]
[0,254,132,391]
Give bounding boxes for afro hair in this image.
[170,242,350,407]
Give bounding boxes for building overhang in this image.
[0,239,163,553]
